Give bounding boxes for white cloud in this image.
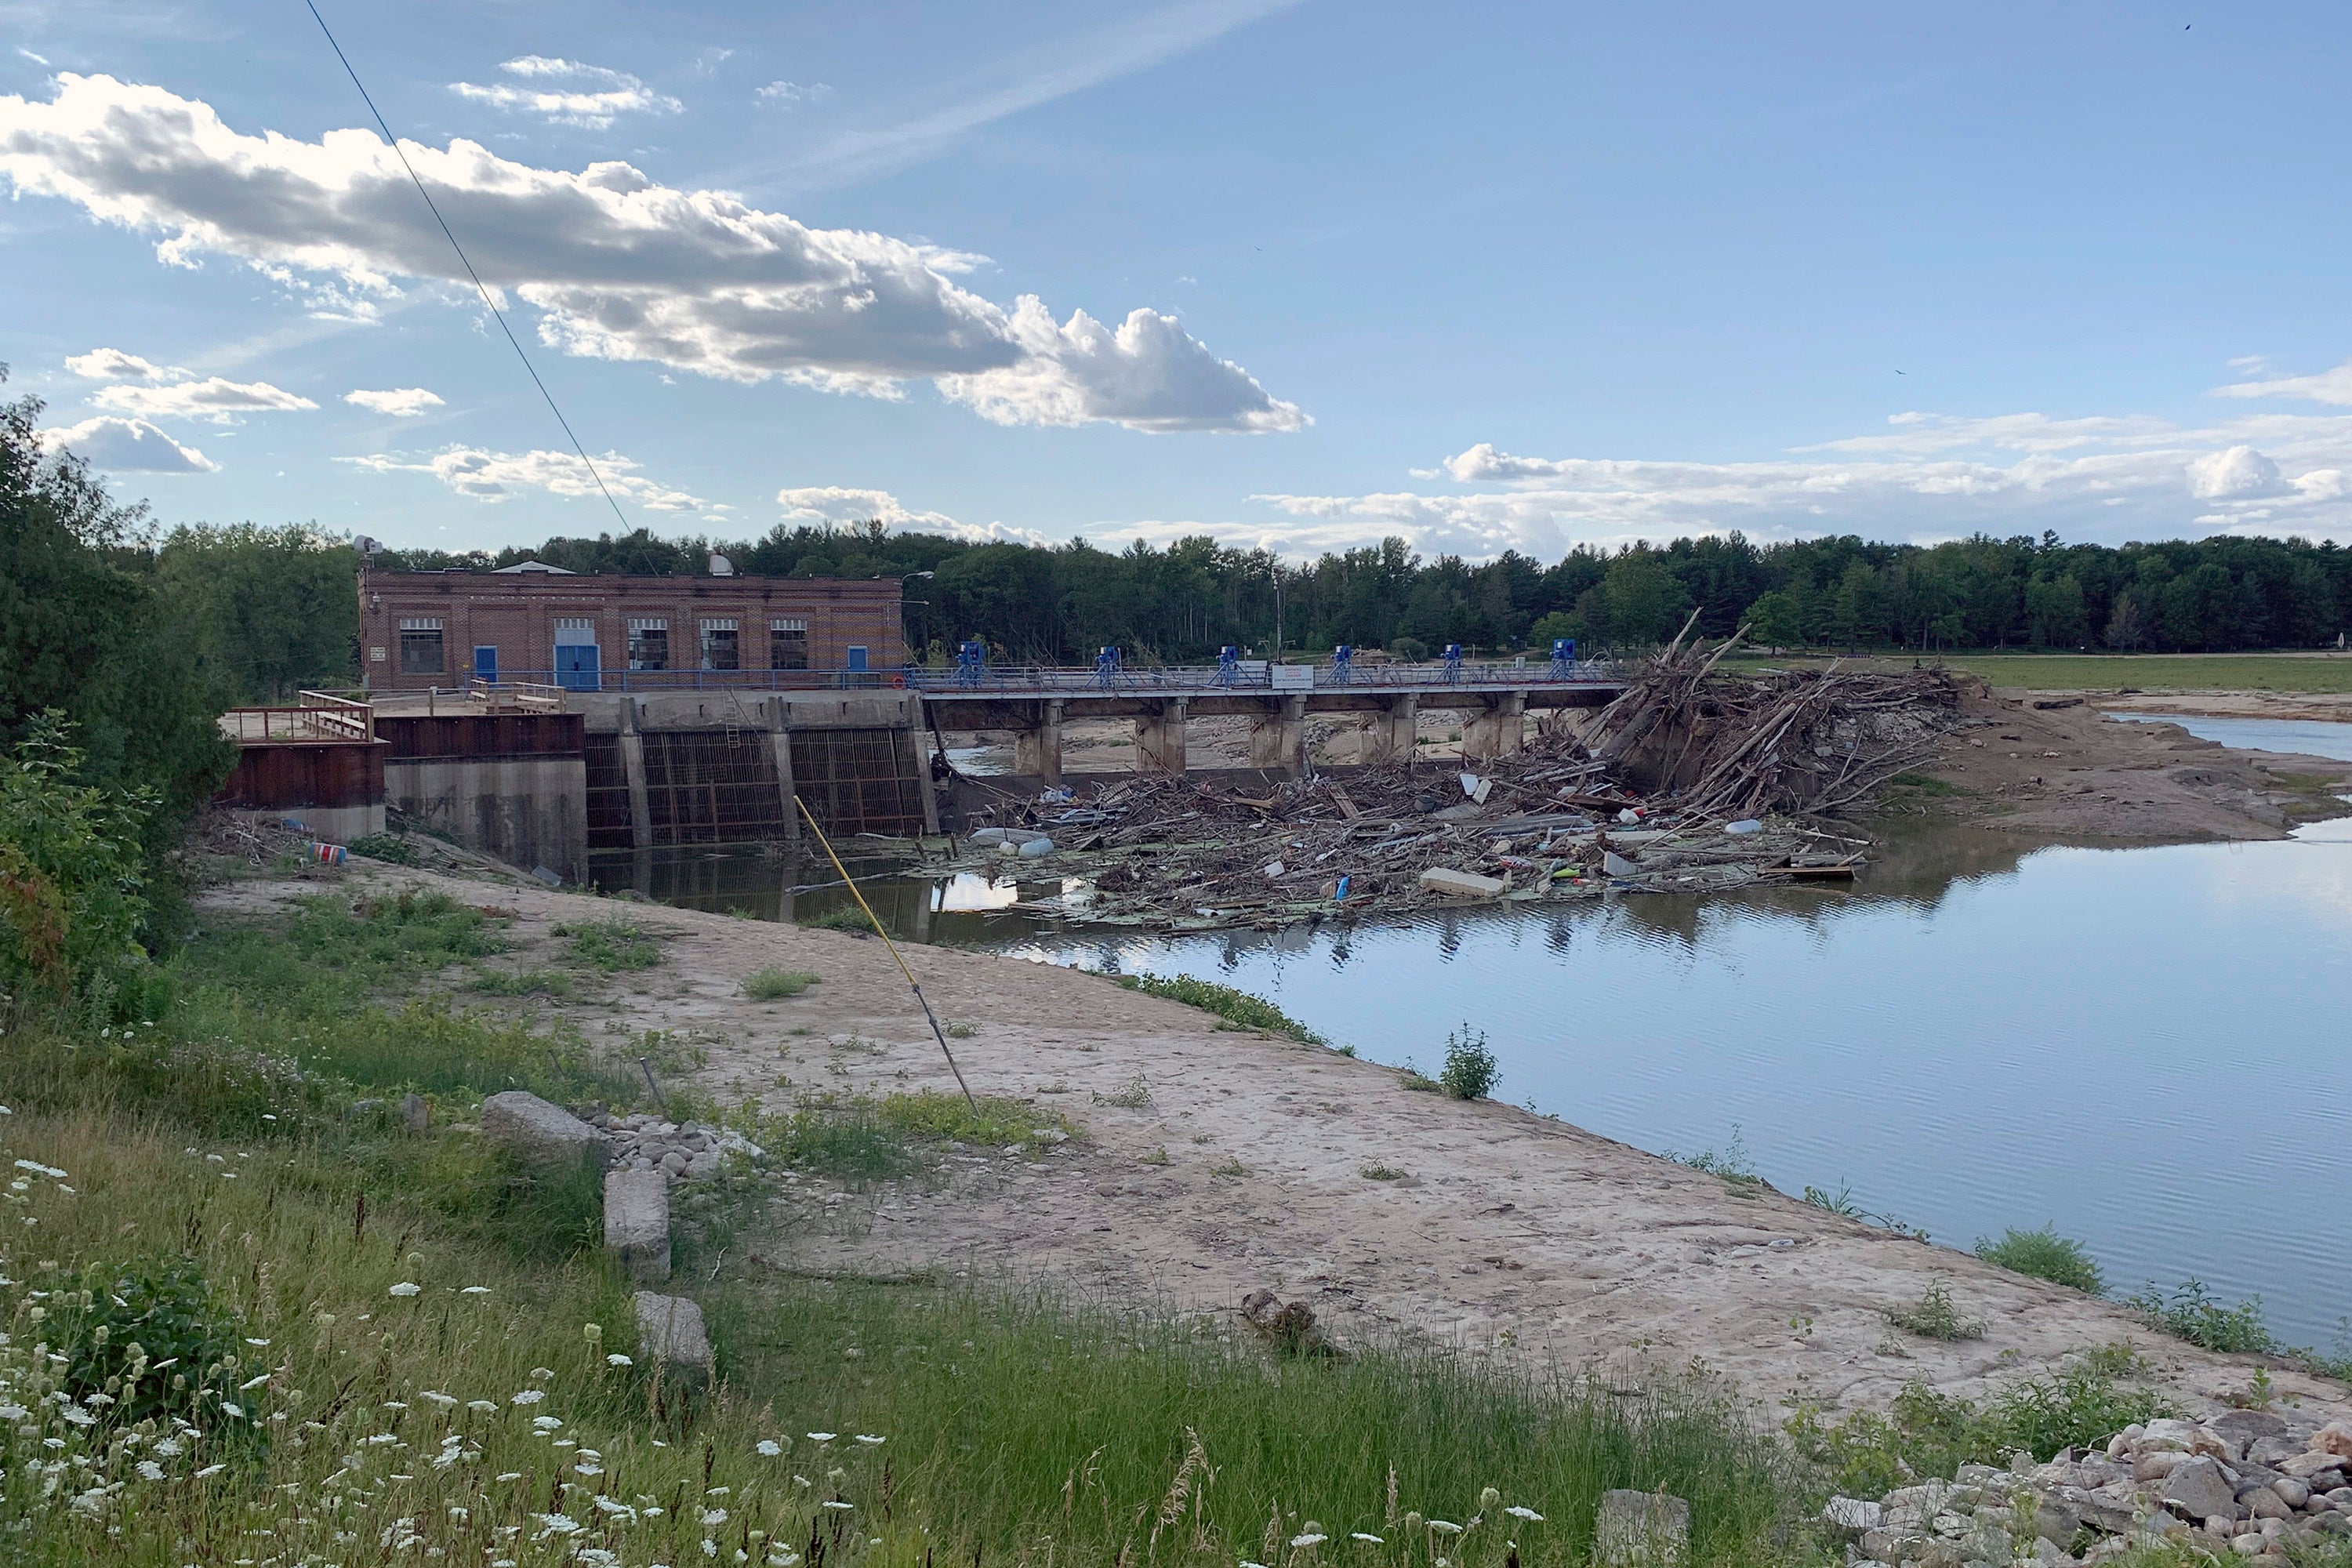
[449,56,681,129]
[343,387,445,416]
[755,81,831,108]
[343,445,720,512]
[939,297,1304,432]
[2212,358,2352,408]
[773,484,1047,544]
[92,374,314,421]
[38,414,216,471]
[0,74,1299,435]
[64,346,164,379]
[2184,444,2285,500]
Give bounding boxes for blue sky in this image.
[7,1,2352,557]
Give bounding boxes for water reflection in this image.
[590,816,2352,1344]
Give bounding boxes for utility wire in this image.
[303,0,631,532]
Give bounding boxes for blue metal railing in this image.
[412,659,1621,698]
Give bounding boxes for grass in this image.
[554,915,663,971]
[742,967,821,1001]
[1399,1065,1443,1093]
[1668,1126,1766,1191]
[1884,1281,1986,1342]
[1109,971,1329,1045]
[469,964,575,997]
[1886,771,1971,797]
[0,1090,820,1568]
[1785,1343,2174,1497]
[1727,651,2352,694]
[1097,1073,1152,1109]
[1361,1162,1410,1181]
[1977,1226,2105,1295]
[876,1088,1072,1148]
[712,1279,1813,1568]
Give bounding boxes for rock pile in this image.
[586,1110,764,1185]
[1830,1413,2352,1564]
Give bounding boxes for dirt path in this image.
[199,865,2350,1429]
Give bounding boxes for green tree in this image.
[1744,590,1808,649]
[0,377,234,890]
[1828,561,1891,649]
[157,523,358,699]
[2023,573,2089,648]
[1595,553,1695,646]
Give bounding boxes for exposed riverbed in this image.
[590,713,2352,1347]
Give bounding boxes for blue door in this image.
[473,645,498,684]
[844,644,869,688]
[555,643,601,691]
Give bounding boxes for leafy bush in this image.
[1788,1346,2173,1495]
[345,832,420,865]
[2126,1279,2274,1354]
[48,1254,259,1433]
[1885,1281,1985,1341]
[796,904,876,934]
[1978,1226,2105,1295]
[743,967,819,1000]
[1111,971,1327,1044]
[1439,1023,1499,1099]
[0,714,156,1009]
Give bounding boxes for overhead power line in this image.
[303,0,631,532]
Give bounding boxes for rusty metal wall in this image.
[218,742,387,811]
[377,713,586,761]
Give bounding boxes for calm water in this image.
[593,716,2352,1345]
[2108,710,2352,762]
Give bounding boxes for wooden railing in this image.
[466,679,566,713]
[220,691,377,745]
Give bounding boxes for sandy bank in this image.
[199,863,2350,1429]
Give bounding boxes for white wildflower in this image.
[822,1501,855,1512]
[806,1432,835,1442]
[1352,1534,1385,1544]
[510,1391,544,1406]
[461,1286,491,1295]
[1504,1506,1543,1522]
[606,1353,633,1367]
[467,1400,499,1414]
[757,1440,781,1457]
[136,1460,165,1481]
[1290,1534,1328,1548]
[194,1464,227,1479]
[495,1472,523,1483]
[853,1434,884,1446]
[532,1416,561,1432]
[1429,1521,1463,1534]
[702,1508,729,1526]
[419,1392,458,1409]
[387,1283,421,1298]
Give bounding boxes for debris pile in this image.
[931,643,1964,932]
[1588,633,1965,818]
[1828,1413,2352,1566]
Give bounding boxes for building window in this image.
[700,618,740,671]
[770,618,809,670]
[398,618,444,674]
[627,618,669,671]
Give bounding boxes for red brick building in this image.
[358,564,905,692]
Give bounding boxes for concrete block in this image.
[634,1290,713,1377]
[1417,866,1506,898]
[604,1167,672,1283]
[1594,1489,1690,1566]
[481,1091,610,1170]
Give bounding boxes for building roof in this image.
[490,560,576,575]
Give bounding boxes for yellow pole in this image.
[793,796,980,1115]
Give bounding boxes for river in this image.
[591,715,2352,1348]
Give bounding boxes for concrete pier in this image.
[1247,694,1310,777]
[1461,691,1528,762]
[1014,699,1065,782]
[1134,697,1189,774]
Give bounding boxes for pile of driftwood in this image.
[925,631,1968,931]
[1587,621,1964,819]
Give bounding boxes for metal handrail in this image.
[422,660,1621,696]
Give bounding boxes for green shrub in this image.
[49,1254,260,1434]
[1109,971,1327,1044]
[1885,1281,1985,1341]
[796,904,876,934]
[1787,1345,2173,1494]
[0,714,155,1009]
[2125,1279,2274,1355]
[1977,1226,2104,1294]
[742,966,819,1000]
[345,831,420,865]
[1439,1022,1499,1099]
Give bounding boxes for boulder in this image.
[603,1167,671,1284]
[398,1092,430,1132]
[1823,1497,1883,1536]
[2281,1452,2352,1484]
[634,1291,713,1377]
[2322,1422,2352,1460]
[480,1091,610,1170]
[2166,1457,2240,1522]
[1594,1490,1690,1566]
